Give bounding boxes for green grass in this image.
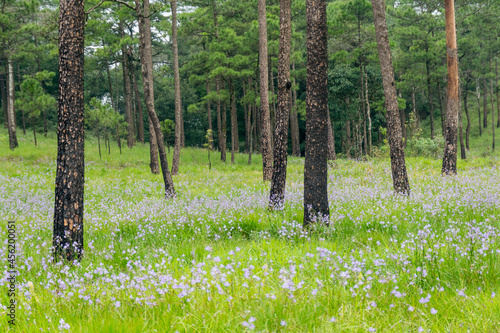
[0,129,499,332]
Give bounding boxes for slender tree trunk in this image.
[483,78,488,128]
[398,89,406,145]
[131,65,145,143]
[136,0,175,196]
[221,87,227,162]
[33,120,37,146]
[216,78,224,160]
[371,0,410,193]
[427,61,434,140]
[116,123,122,154]
[304,0,329,226]
[327,105,336,160]
[0,72,7,129]
[491,60,495,150]
[441,0,459,175]
[206,78,213,149]
[437,79,445,137]
[254,81,261,153]
[121,23,135,148]
[98,132,101,158]
[17,64,26,136]
[458,84,465,159]
[243,83,249,153]
[171,0,183,175]
[258,0,273,180]
[365,70,372,155]
[53,0,85,261]
[496,59,499,128]
[291,62,300,156]
[269,0,291,210]
[248,97,254,165]
[464,78,470,150]
[7,59,17,149]
[345,119,351,158]
[106,61,115,110]
[361,66,367,155]
[229,78,237,164]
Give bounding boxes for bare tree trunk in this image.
[33,119,37,146]
[463,78,470,150]
[116,123,122,154]
[441,0,459,175]
[483,78,488,128]
[365,70,372,155]
[7,59,17,149]
[171,0,183,175]
[491,60,495,150]
[53,0,85,261]
[131,64,145,143]
[361,66,367,155]
[269,0,291,210]
[345,119,351,158]
[121,22,135,148]
[371,0,410,193]
[270,64,276,150]
[291,62,300,156]
[0,72,7,129]
[106,60,115,110]
[221,92,227,162]
[437,78,445,137]
[426,61,434,139]
[258,0,273,180]
[248,97,254,165]
[458,83,465,159]
[136,0,175,196]
[398,90,406,145]
[216,78,225,160]
[17,64,26,136]
[327,105,336,160]
[304,0,329,226]
[229,78,237,164]
[496,59,499,128]
[243,82,249,153]
[206,78,213,149]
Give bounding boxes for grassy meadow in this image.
[1,125,500,332]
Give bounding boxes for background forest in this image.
[1,0,498,159]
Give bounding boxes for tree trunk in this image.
[427,61,435,140]
[53,0,85,261]
[229,78,237,164]
[216,78,225,160]
[491,60,495,150]
[258,0,273,180]
[441,0,459,175]
[171,0,183,175]
[243,83,249,153]
[483,78,487,128]
[7,59,17,149]
[248,97,254,165]
[33,120,37,147]
[17,64,26,136]
[327,105,336,160]
[345,119,351,158]
[0,72,7,129]
[304,0,329,226]
[361,66,367,156]
[463,78,470,150]
[131,64,145,143]
[106,60,115,110]
[291,62,300,156]
[206,78,213,149]
[222,97,227,162]
[136,0,175,196]
[398,90,406,145]
[116,123,122,154]
[269,0,291,210]
[496,59,499,128]
[458,84,465,159]
[365,70,372,155]
[121,23,135,148]
[371,0,410,193]
[437,78,445,137]
[98,132,101,158]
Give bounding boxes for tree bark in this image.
[371,0,410,193]
[426,61,434,140]
[365,70,372,155]
[491,60,495,150]
[304,0,329,226]
[269,0,291,210]
[17,64,26,136]
[53,0,85,261]
[0,72,7,129]
[206,78,213,149]
[476,79,482,136]
[345,119,351,158]
[291,62,300,156]
[441,0,459,175]
[258,0,273,180]
[398,89,406,146]
[496,59,499,128]
[7,59,17,149]
[463,78,470,150]
[32,119,37,146]
[483,78,487,128]
[136,0,175,196]
[116,123,122,154]
[121,22,135,148]
[327,105,336,160]
[458,83,465,159]
[437,78,445,137]
[106,60,115,110]
[229,78,238,164]
[221,96,227,162]
[131,64,145,143]
[171,0,183,175]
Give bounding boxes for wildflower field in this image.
[1,135,500,332]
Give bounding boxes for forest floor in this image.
[1,131,500,332]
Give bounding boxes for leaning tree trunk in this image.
[136,0,175,196]
[121,22,135,148]
[269,0,291,210]
[171,0,183,175]
[53,0,85,261]
[441,0,459,175]
[131,65,145,143]
[371,0,410,193]
[258,0,273,181]
[7,59,17,149]
[303,0,330,226]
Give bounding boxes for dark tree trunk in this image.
[1,71,8,129]
[248,96,254,165]
[437,79,445,137]
[116,123,122,154]
[171,0,183,175]
[206,78,213,149]
[491,60,495,150]
[304,0,329,226]
[464,78,470,150]
[258,0,273,180]
[483,78,488,128]
[216,78,224,160]
[244,83,249,153]
[131,64,145,144]
[427,61,435,140]
[221,97,227,162]
[33,120,37,147]
[7,59,17,149]
[17,64,26,136]
[365,70,372,155]
[291,62,300,156]
[441,0,459,175]
[371,0,410,193]
[229,78,238,164]
[269,0,291,210]
[254,81,261,153]
[121,22,134,149]
[345,119,351,158]
[98,132,101,158]
[458,84,465,159]
[476,81,482,136]
[327,105,336,160]
[53,0,85,261]
[136,0,175,196]
[496,59,499,128]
